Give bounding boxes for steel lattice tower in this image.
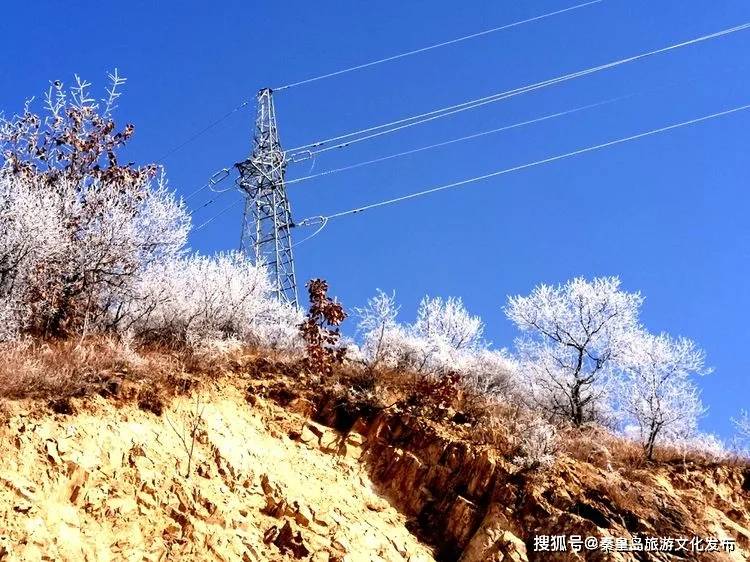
[236,88,298,307]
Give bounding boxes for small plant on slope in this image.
[300,279,346,376]
[165,393,207,479]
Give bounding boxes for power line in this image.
[189,186,234,214]
[156,2,599,166]
[291,216,329,248]
[287,67,740,186]
[193,198,241,230]
[158,100,251,162]
[295,102,750,224]
[287,22,750,156]
[186,170,237,217]
[286,94,635,186]
[193,101,750,234]
[273,0,603,92]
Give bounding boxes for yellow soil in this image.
[0,384,434,561]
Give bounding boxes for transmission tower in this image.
[236,88,298,307]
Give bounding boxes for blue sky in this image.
[1,1,748,439]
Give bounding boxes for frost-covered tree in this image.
[0,74,189,337]
[0,172,65,338]
[732,410,750,453]
[405,296,486,373]
[355,291,516,394]
[115,252,302,351]
[505,277,643,426]
[357,293,486,375]
[355,290,400,371]
[0,73,307,358]
[413,296,484,353]
[619,332,709,459]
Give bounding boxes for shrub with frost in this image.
[674,432,727,461]
[357,293,485,373]
[355,291,443,374]
[251,296,305,352]
[356,291,518,399]
[114,252,302,351]
[455,348,518,398]
[354,290,400,370]
[731,411,750,455]
[512,417,558,469]
[403,296,484,373]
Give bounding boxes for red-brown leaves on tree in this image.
[0,77,174,338]
[299,279,347,376]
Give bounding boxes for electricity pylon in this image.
[236,88,298,307]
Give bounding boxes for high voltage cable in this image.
[195,102,750,231]
[273,0,603,92]
[293,103,750,225]
[159,1,600,166]
[287,22,750,156]
[189,186,234,215]
[286,94,635,186]
[194,198,241,230]
[158,100,251,162]
[286,68,737,186]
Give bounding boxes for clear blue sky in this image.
[1,1,748,439]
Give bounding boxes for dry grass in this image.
[558,423,750,480]
[1,338,746,473]
[340,363,750,475]
[331,363,739,471]
[0,338,133,400]
[0,337,232,406]
[0,335,307,423]
[561,425,646,471]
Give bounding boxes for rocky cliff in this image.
[0,371,748,561]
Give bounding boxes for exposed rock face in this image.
[316,401,750,562]
[459,504,527,562]
[1,379,749,561]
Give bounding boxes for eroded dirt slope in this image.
[0,384,433,561]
